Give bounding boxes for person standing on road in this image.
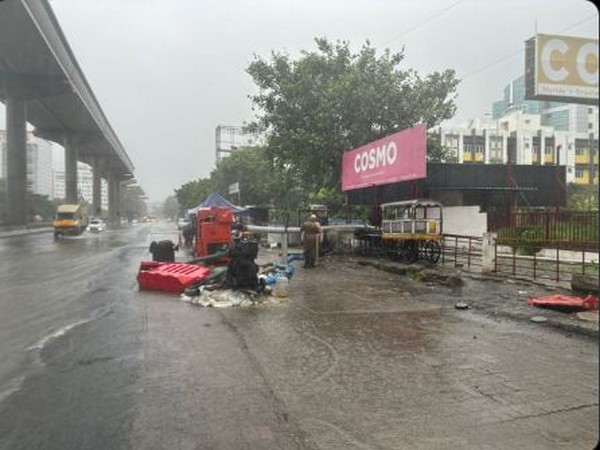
[300,214,321,268]
[183,223,195,248]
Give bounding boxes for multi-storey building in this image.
[52,162,108,212]
[434,111,598,185]
[0,130,54,197]
[434,76,599,186]
[492,75,598,136]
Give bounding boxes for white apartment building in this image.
[0,130,54,197]
[52,162,108,212]
[433,110,598,185]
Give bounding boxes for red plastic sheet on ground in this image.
[527,294,598,312]
[137,261,211,294]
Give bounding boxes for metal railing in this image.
[441,234,482,271]
[494,238,599,283]
[344,229,599,285]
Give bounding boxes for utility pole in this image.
[588,132,596,210]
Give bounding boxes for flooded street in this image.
[0,222,597,449]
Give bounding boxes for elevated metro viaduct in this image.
[0,0,142,226]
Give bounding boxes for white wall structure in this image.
[443,206,488,237]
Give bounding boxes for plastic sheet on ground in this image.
[527,294,598,312]
[180,288,287,308]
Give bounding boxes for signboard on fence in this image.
[341,124,427,192]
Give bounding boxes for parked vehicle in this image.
[53,204,88,239]
[380,199,443,263]
[88,218,106,233]
[177,217,191,230]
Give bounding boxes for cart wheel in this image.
[404,240,419,264]
[425,240,441,264]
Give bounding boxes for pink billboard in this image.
[341,124,427,191]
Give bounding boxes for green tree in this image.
[426,134,458,163]
[567,183,599,211]
[247,38,459,194]
[210,146,274,206]
[28,193,58,221]
[174,178,213,212]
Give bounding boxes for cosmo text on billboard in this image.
[341,124,426,192]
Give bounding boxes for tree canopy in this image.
[172,38,460,216]
[174,178,212,213]
[210,146,274,206]
[173,146,282,213]
[246,38,460,193]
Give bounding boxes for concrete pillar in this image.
[107,170,120,228]
[5,98,28,225]
[481,232,497,273]
[502,133,508,164]
[119,180,127,221]
[458,132,464,164]
[64,135,79,203]
[115,180,121,224]
[92,161,102,217]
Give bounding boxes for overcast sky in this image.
[3,0,599,202]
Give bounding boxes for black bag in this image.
[226,257,258,289]
[149,240,176,262]
[230,238,258,259]
[226,238,259,289]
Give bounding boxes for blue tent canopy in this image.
[187,192,248,216]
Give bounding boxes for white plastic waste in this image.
[182,289,257,308]
[273,276,289,298]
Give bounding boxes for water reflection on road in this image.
[0,224,597,449]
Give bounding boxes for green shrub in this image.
[517,227,543,255]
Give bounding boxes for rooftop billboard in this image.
[341,124,426,192]
[525,33,599,105]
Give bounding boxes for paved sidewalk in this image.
[357,258,599,339]
[0,226,52,238]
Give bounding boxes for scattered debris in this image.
[138,235,300,309]
[181,289,255,308]
[273,276,289,297]
[576,311,599,323]
[530,316,548,323]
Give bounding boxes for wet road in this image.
[0,222,597,449]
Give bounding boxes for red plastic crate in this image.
[137,261,211,293]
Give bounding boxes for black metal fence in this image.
[488,209,598,251]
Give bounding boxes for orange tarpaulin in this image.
[527,294,598,311]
